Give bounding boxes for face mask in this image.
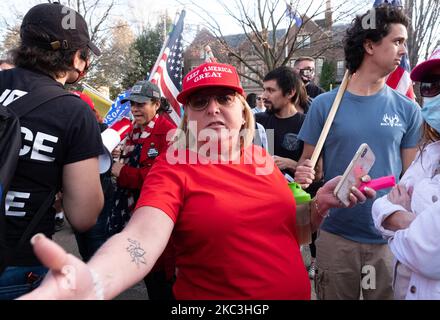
[65,68,84,85]
[421,94,440,133]
[66,52,90,85]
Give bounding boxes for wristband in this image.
[314,188,329,218]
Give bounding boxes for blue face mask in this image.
[422,94,440,133]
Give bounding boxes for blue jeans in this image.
[74,173,113,262]
[74,210,109,262]
[0,265,48,300]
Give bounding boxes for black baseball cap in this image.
[121,81,162,104]
[20,2,101,56]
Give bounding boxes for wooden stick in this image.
[310,70,351,167]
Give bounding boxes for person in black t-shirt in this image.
[256,66,310,176]
[293,56,325,99]
[258,68,324,276]
[0,3,103,299]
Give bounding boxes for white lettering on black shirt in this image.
[5,191,31,217]
[0,89,28,106]
[19,126,58,162]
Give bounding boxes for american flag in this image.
[149,10,185,126]
[373,0,415,100]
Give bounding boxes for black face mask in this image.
[65,68,86,85]
[299,68,314,85]
[66,50,90,84]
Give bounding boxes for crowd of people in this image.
[0,2,439,300]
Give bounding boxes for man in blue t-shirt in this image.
[295,5,422,300]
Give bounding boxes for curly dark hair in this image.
[263,65,310,111]
[11,24,89,79]
[344,5,409,73]
[158,97,172,114]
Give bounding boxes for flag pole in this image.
[148,12,181,81]
[148,37,169,81]
[310,70,351,167]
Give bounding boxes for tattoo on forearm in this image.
[126,238,146,267]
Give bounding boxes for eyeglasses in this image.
[187,90,237,111]
[420,78,440,98]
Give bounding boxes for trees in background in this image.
[405,0,440,68]
[178,0,368,86]
[319,59,336,91]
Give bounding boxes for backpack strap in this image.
[8,86,77,118]
[14,189,57,251]
[1,86,79,269]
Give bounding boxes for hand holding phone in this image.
[333,143,376,207]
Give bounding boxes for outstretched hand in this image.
[17,234,98,300]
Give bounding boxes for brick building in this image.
[184,6,347,94]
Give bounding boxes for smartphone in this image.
[333,143,376,207]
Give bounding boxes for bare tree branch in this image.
[406,0,440,67]
[180,0,370,87]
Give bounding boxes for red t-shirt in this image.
[135,145,310,299]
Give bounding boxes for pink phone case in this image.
[358,175,395,193]
[334,144,375,207]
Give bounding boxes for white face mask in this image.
[421,94,440,133]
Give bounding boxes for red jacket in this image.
[117,115,176,189]
[117,114,177,279]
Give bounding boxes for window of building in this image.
[316,58,324,76]
[337,60,345,77]
[241,65,260,85]
[297,35,311,49]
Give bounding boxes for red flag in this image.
[149,11,185,126]
[385,53,415,100]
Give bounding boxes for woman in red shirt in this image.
[19,62,375,300]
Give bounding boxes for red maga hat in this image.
[411,47,440,81]
[177,62,245,104]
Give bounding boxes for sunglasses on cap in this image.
[187,89,237,111]
[420,75,440,98]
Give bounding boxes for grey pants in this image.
[314,230,394,300]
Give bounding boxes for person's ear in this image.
[364,40,374,55]
[72,50,83,69]
[287,89,296,101]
